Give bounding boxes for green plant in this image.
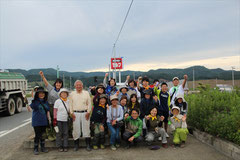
[185,89,240,145]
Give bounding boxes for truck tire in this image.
[7,98,16,116]
[15,97,23,113]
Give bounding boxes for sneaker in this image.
[63,148,68,152]
[158,137,162,141]
[146,142,152,146]
[166,133,170,138]
[180,141,185,148]
[115,144,120,148]
[100,144,105,149]
[110,145,117,151]
[58,148,64,152]
[93,145,98,150]
[162,143,168,148]
[34,149,39,155]
[125,144,130,149]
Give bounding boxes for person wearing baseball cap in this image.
[169,75,188,106]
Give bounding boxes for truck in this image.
[0,72,28,116]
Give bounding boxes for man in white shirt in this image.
[169,75,188,106]
[69,80,92,151]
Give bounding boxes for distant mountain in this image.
[7,66,240,87]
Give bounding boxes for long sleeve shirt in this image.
[107,105,123,123]
[125,116,143,138]
[69,90,92,114]
[46,84,60,105]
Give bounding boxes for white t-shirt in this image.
[54,99,70,122]
[169,85,184,105]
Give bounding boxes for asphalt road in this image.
[0,99,33,160]
[0,97,233,160]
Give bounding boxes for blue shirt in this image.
[30,99,49,127]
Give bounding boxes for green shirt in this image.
[125,116,143,138]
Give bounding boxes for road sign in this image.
[111,58,123,70]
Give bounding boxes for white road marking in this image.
[0,130,8,135]
[0,120,31,138]
[22,118,31,123]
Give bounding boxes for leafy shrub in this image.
[185,88,240,145]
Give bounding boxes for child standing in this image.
[53,88,70,152]
[90,94,108,150]
[170,106,189,148]
[107,95,124,151]
[30,87,50,155]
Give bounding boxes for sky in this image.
[0,0,239,72]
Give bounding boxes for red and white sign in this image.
[111,58,123,70]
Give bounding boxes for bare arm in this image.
[182,75,188,89]
[125,75,130,86]
[39,71,49,87]
[103,73,108,87]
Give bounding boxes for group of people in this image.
[29,71,189,155]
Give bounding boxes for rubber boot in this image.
[34,142,39,155]
[74,139,79,151]
[40,139,49,153]
[85,138,92,151]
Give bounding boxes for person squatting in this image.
[30,72,189,155]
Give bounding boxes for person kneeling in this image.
[170,106,189,148]
[123,109,143,149]
[145,107,168,148]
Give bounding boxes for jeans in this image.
[107,122,120,145]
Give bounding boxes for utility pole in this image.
[109,64,111,80]
[232,66,235,87]
[57,65,60,78]
[193,67,195,91]
[63,73,65,87]
[70,76,72,90]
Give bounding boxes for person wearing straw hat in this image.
[53,88,70,152]
[170,106,189,148]
[30,87,50,155]
[107,94,124,150]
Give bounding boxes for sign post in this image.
[111,58,123,84]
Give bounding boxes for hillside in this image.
[7,66,240,87]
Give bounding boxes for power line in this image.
[113,0,134,47]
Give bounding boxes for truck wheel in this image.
[7,98,16,116]
[15,97,23,113]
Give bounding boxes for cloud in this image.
[0,0,239,72]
